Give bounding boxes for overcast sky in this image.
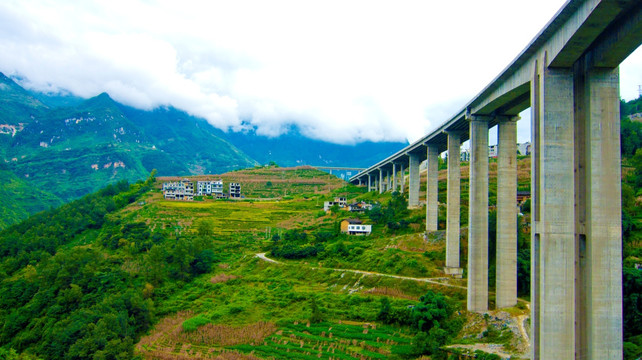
[1,0,640,145]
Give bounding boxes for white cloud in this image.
[0,0,639,145]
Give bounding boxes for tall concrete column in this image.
[408,154,420,207]
[392,163,397,193]
[496,117,518,309]
[445,131,461,270]
[531,63,575,359]
[378,168,384,194]
[400,163,405,194]
[368,174,372,192]
[426,144,439,232]
[576,66,622,359]
[467,116,489,312]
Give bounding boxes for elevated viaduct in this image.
[349,0,641,358]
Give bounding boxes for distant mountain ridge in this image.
[0,72,407,228]
[0,72,48,125]
[225,127,407,168]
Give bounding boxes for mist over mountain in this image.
[224,126,407,168]
[0,73,407,228]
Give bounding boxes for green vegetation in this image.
[0,167,62,229]
[0,175,156,359]
[0,97,641,359]
[0,166,478,359]
[621,96,642,358]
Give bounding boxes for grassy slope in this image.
[0,162,533,360]
[133,164,532,360]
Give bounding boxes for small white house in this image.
[347,224,372,236]
[340,219,372,236]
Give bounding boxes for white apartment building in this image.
[162,179,194,201]
[197,180,223,196]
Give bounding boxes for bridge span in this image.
[349,0,641,358]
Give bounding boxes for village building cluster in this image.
[323,197,373,213]
[162,179,242,201]
[322,197,375,236]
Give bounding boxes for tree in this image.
[377,297,391,323]
[329,203,340,215]
[411,290,451,332]
[195,220,213,237]
[145,245,167,285]
[190,249,218,275]
[309,298,323,323]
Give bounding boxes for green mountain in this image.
[117,105,256,175]
[0,74,260,228]
[0,73,48,126]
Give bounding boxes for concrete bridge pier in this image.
[467,116,489,312]
[378,168,384,194]
[445,131,462,275]
[392,163,397,193]
[496,116,518,309]
[367,174,372,192]
[579,66,622,360]
[399,163,405,194]
[408,154,420,207]
[530,62,576,359]
[426,144,439,232]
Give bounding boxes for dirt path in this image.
[516,314,530,350]
[255,252,281,264]
[254,252,468,290]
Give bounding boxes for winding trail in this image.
[254,252,468,290]
[255,252,530,305]
[516,314,530,349]
[255,252,532,357]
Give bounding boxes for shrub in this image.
[182,314,210,332]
